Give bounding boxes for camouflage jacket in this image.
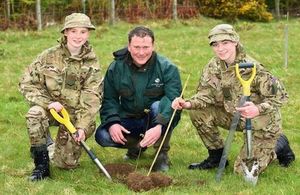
[19,38,102,134]
[189,46,288,115]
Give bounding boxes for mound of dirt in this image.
[149,172,172,188]
[104,163,135,183]
[104,163,172,192]
[126,172,172,192]
[126,172,154,192]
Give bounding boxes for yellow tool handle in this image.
[50,108,112,180]
[235,63,256,96]
[50,108,77,133]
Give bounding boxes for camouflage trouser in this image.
[189,105,282,175]
[26,105,95,169]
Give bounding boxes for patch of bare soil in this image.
[104,163,172,192]
[126,172,172,192]
[104,163,135,183]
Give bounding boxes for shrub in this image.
[238,0,273,22]
[198,0,273,22]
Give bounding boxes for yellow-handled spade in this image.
[236,63,260,185]
[235,63,256,159]
[50,108,112,180]
[217,63,257,185]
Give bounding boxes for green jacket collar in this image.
[113,47,157,72]
[127,52,157,72]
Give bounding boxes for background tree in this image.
[2,0,300,31]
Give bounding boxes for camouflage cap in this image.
[61,13,95,33]
[208,24,239,45]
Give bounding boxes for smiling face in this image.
[128,35,154,67]
[64,27,90,54]
[211,40,237,64]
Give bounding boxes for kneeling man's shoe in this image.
[153,152,170,172]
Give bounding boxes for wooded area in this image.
[0,0,300,30]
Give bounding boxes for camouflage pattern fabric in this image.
[208,24,240,45]
[20,38,102,169]
[188,46,288,175]
[60,13,95,33]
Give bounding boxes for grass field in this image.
[1,17,300,194]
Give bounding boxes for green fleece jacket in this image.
[100,48,182,128]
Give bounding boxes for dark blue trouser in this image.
[95,101,180,152]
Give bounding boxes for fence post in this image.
[110,0,115,25]
[6,0,11,23]
[172,0,177,21]
[284,12,289,69]
[82,0,86,14]
[36,0,42,30]
[275,0,281,20]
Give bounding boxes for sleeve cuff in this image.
[257,103,271,114]
[103,121,121,130]
[155,114,169,126]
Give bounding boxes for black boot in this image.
[29,145,50,181]
[275,134,295,167]
[188,148,228,170]
[153,151,170,172]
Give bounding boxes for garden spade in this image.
[216,63,258,185]
[235,62,258,185]
[50,108,112,181]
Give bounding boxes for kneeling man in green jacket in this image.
[95,26,182,172]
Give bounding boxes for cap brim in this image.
[209,34,234,45]
[60,25,96,33]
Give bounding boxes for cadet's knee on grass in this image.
[234,144,277,175]
[53,128,82,169]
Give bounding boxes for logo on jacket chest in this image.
[151,78,164,87]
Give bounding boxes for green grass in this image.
[1,17,300,194]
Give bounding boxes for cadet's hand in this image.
[73,128,86,143]
[140,124,162,148]
[236,101,260,119]
[48,102,64,112]
[109,124,130,145]
[171,97,191,110]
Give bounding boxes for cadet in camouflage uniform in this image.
[172,24,295,177]
[19,13,102,181]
